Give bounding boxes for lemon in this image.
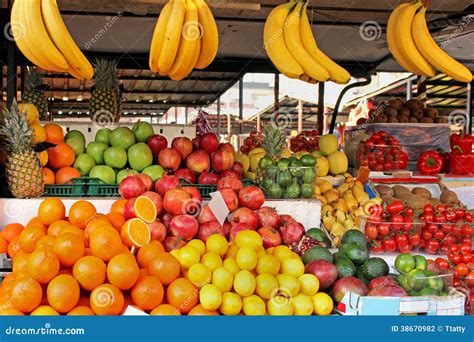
[225,243,239,259]
[298,274,319,296]
[219,292,242,316]
[256,254,280,275]
[267,296,293,316]
[170,249,180,259]
[18,103,39,125]
[200,284,222,311]
[273,246,294,261]
[233,270,256,297]
[235,230,263,250]
[223,257,240,275]
[188,239,206,256]
[281,258,305,277]
[312,292,334,316]
[255,274,279,299]
[242,295,266,315]
[236,247,258,270]
[212,267,234,292]
[266,247,275,255]
[256,249,267,258]
[277,274,300,297]
[292,294,313,316]
[201,252,222,271]
[178,245,201,269]
[206,234,228,256]
[187,263,212,287]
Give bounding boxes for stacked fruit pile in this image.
[290,130,319,153]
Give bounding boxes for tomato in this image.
[464,271,474,287]
[445,211,456,222]
[449,245,460,253]
[405,207,414,217]
[377,223,390,236]
[441,224,454,234]
[384,162,394,171]
[368,216,382,224]
[453,225,463,238]
[391,214,404,223]
[461,224,473,237]
[433,230,445,240]
[454,263,469,277]
[425,238,440,254]
[461,237,472,245]
[375,164,383,172]
[409,231,421,246]
[436,204,446,213]
[453,279,461,287]
[370,241,384,254]
[461,253,472,264]
[423,213,434,223]
[464,213,473,222]
[403,217,414,231]
[423,204,434,215]
[440,245,450,255]
[426,223,438,234]
[442,234,457,246]
[386,201,405,214]
[460,243,472,253]
[454,208,465,219]
[434,214,446,223]
[365,224,378,240]
[435,258,450,270]
[422,230,432,240]
[383,237,397,253]
[449,253,462,265]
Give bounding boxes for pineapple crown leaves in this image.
[1,100,34,153]
[262,123,287,159]
[24,67,45,91]
[93,58,119,90]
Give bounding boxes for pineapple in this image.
[90,59,121,122]
[0,101,44,198]
[22,68,49,121]
[262,123,287,160]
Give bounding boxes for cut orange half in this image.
[134,196,157,223]
[121,218,151,248]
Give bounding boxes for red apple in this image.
[163,189,191,216]
[221,169,242,180]
[280,222,305,245]
[163,236,186,252]
[136,173,153,191]
[238,186,265,210]
[218,143,235,154]
[229,223,253,241]
[148,221,166,242]
[211,148,235,172]
[186,150,211,174]
[223,220,232,238]
[154,175,180,196]
[169,214,199,241]
[158,148,181,172]
[142,191,163,216]
[229,207,258,229]
[119,176,146,199]
[199,133,219,154]
[124,198,137,220]
[175,168,196,184]
[159,212,174,230]
[220,189,239,212]
[192,137,200,151]
[217,175,243,192]
[257,227,282,248]
[198,171,220,185]
[198,221,225,242]
[172,137,193,159]
[230,162,245,178]
[147,134,168,155]
[256,207,280,229]
[197,205,217,225]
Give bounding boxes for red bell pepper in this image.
[449,146,474,175]
[450,131,474,154]
[417,150,443,175]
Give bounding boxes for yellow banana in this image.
[158,0,186,74]
[149,1,173,73]
[393,3,435,77]
[412,6,472,82]
[169,0,201,80]
[41,0,93,80]
[300,4,350,84]
[284,2,330,82]
[20,0,69,72]
[263,3,304,79]
[194,0,218,69]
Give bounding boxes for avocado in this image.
[341,230,368,249]
[332,250,348,261]
[341,243,369,266]
[306,228,331,248]
[360,257,389,280]
[335,257,356,278]
[419,287,439,297]
[355,267,370,285]
[301,246,333,265]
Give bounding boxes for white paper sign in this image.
[208,191,230,226]
[122,306,149,316]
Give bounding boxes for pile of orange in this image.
[0,196,212,316]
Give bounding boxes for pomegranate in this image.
[230,162,245,178]
[198,221,225,241]
[182,186,202,203]
[217,175,243,192]
[159,212,174,230]
[211,148,234,172]
[199,133,219,154]
[186,150,211,174]
[124,198,137,220]
[175,168,196,184]
[135,173,153,191]
[192,137,200,151]
[229,207,258,229]
[197,205,217,225]
[169,214,199,241]
[147,134,168,155]
[158,148,181,172]
[256,207,280,229]
[163,189,191,215]
[119,176,146,199]
[238,186,265,210]
[280,222,305,245]
[198,171,220,185]
[223,220,232,238]
[220,189,239,212]
[172,137,193,159]
[229,223,254,241]
[279,214,297,227]
[142,191,163,216]
[163,236,186,252]
[221,169,242,180]
[154,175,180,196]
[257,227,282,248]
[148,221,166,242]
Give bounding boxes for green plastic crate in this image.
[242,178,254,186]
[180,179,216,198]
[44,178,87,197]
[86,178,119,197]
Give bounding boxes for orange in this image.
[1,274,17,292]
[7,236,21,258]
[19,225,46,253]
[26,217,46,231]
[1,223,24,242]
[10,277,43,313]
[77,296,91,307]
[0,237,7,254]
[48,142,75,169]
[39,150,49,166]
[85,215,111,239]
[55,167,81,185]
[0,308,24,316]
[30,305,60,316]
[106,212,125,232]
[67,306,95,316]
[69,201,97,229]
[47,220,72,236]
[27,248,60,284]
[90,284,124,316]
[89,226,123,262]
[42,167,55,184]
[35,235,56,251]
[187,304,219,316]
[111,199,127,216]
[121,218,151,248]
[31,124,47,143]
[47,274,80,313]
[106,253,140,290]
[38,198,66,225]
[137,240,165,269]
[44,123,64,144]
[131,275,164,311]
[149,252,180,286]
[166,278,198,314]
[57,225,84,240]
[53,232,85,267]
[134,196,157,223]
[139,268,150,278]
[150,304,181,316]
[72,256,106,291]
[12,251,29,274]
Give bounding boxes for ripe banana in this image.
[392,3,435,77]
[263,3,304,79]
[41,0,93,80]
[194,0,218,69]
[169,0,201,80]
[412,6,473,83]
[300,4,350,84]
[157,0,186,74]
[284,2,330,82]
[149,1,173,73]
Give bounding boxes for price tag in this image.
[208,191,230,226]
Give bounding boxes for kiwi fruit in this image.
[441,189,460,206]
[412,109,424,120]
[435,117,449,124]
[420,117,434,123]
[398,116,410,123]
[424,108,438,119]
[382,196,399,205]
[393,185,411,197]
[409,117,419,123]
[399,107,411,117]
[384,106,399,117]
[388,116,399,123]
[387,98,404,111]
[376,185,395,197]
[373,114,388,123]
[406,99,423,111]
[412,187,432,199]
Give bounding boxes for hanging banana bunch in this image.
[149,0,219,80]
[387,1,472,82]
[10,0,94,80]
[263,1,351,84]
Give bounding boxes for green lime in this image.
[397,273,411,291]
[285,182,301,199]
[302,168,316,184]
[290,159,304,177]
[300,154,316,167]
[419,287,439,297]
[414,255,428,270]
[262,178,273,190]
[301,183,314,198]
[425,270,443,291]
[395,253,416,274]
[267,183,284,199]
[265,165,279,180]
[277,158,291,171]
[277,171,292,187]
[259,156,274,168]
[407,269,426,291]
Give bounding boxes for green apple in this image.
[142,165,165,182]
[65,130,86,144]
[132,122,154,143]
[110,127,135,150]
[95,128,112,145]
[128,143,153,172]
[66,138,85,156]
[90,165,116,185]
[86,141,108,165]
[117,169,139,184]
[73,154,96,176]
[104,146,128,169]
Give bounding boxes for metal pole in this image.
[216,97,221,137]
[317,82,325,134]
[298,100,303,133]
[406,78,413,101]
[184,107,188,125]
[174,107,178,123]
[274,73,280,114]
[467,82,472,135]
[6,0,17,108]
[239,78,244,134]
